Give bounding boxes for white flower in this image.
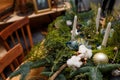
[78,45,92,58]
[85,49,92,59]
[74,61,83,68]
[67,45,92,69]
[67,55,83,69]
[78,45,87,54]
[78,53,85,58]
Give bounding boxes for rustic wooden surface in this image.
[7,67,48,80]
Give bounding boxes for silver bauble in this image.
[112,69,120,76]
[93,52,109,65]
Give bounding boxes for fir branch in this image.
[70,64,120,80]
[70,66,91,77]
[30,59,48,69]
[88,67,103,80]
[9,61,32,80]
[77,10,94,21]
[9,59,48,80]
[98,64,120,73]
[40,72,53,77]
[55,74,66,80]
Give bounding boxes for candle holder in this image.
[18,0,27,14]
[56,0,65,8]
[17,0,33,16]
[51,0,57,8]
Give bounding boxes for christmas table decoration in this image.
[8,1,120,80]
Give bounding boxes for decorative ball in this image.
[66,20,72,26]
[114,47,118,51]
[66,41,78,50]
[112,69,120,76]
[93,52,109,65]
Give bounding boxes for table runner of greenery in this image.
[9,1,120,80]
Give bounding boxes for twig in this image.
[49,63,67,80]
[112,47,118,63]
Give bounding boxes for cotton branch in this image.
[49,63,67,80]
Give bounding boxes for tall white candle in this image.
[96,8,101,33]
[101,22,111,47]
[71,15,77,41]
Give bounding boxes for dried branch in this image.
[49,63,67,80]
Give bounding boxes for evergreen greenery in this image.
[71,64,120,80]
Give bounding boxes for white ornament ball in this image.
[93,52,109,65]
[66,20,72,26]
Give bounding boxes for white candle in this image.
[96,8,101,33]
[71,15,77,41]
[101,22,111,47]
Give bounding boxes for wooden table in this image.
[0,2,71,25]
[6,67,48,80]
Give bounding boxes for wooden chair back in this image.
[0,43,23,80]
[0,17,33,57]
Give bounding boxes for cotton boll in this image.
[70,56,81,64]
[84,49,92,59]
[78,53,85,58]
[67,56,75,66]
[67,59,73,67]
[78,45,92,59]
[71,56,80,61]
[75,56,81,61]
[78,45,87,54]
[67,55,83,69]
[71,55,77,60]
[67,56,78,67]
[74,61,83,68]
